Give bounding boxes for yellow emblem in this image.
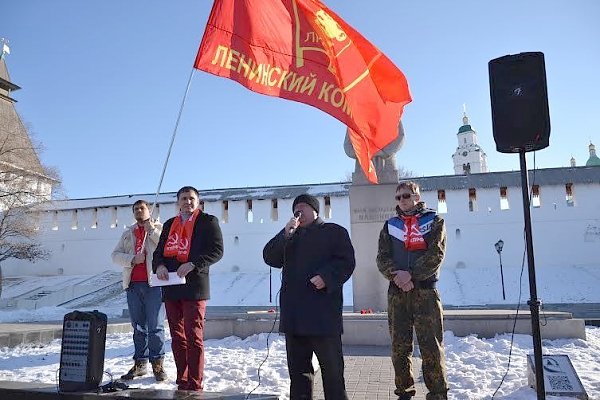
[314,10,347,42]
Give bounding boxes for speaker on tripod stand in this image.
[58,310,107,392]
[489,51,551,399]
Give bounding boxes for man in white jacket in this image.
[112,200,166,381]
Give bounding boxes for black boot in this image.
[121,360,147,380]
[151,358,167,382]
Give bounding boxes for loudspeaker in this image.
[59,310,107,392]
[489,52,550,153]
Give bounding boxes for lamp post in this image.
[495,239,505,300]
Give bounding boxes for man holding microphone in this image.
[263,194,355,400]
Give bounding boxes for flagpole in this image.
[138,68,196,253]
[152,68,197,210]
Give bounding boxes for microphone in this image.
[288,211,302,235]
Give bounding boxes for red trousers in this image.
[165,299,207,391]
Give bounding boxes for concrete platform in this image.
[0,308,586,349]
[0,380,278,399]
[202,309,586,345]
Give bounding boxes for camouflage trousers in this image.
[388,288,448,400]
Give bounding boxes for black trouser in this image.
[285,334,348,400]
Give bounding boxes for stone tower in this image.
[0,42,56,206]
[452,111,488,175]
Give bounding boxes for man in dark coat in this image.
[263,193,355,400]
[153,186,223,391]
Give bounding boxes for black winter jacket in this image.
[263,218,355,335]
[152,212,223,301]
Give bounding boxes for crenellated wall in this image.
[4,170,599,309]
[4,191,350,277]
[436,181,599,272]
[349,167,600,310]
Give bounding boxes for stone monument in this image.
[344,122,404,311]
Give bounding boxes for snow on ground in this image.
[3,261,600,319]
[1,271,600,398]
[444,328,600,399]
[439,263,600,306]
[0,328,599,399]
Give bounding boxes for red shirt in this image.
[130,225,148,282]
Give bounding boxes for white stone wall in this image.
[3,195,351,277]
[429,182,600,272]
[207,196,350,275]
[4,181,598,302]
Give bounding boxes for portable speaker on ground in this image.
[58,310,107,392]
[488,52,550,153]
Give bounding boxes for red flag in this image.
[194,0,412,183]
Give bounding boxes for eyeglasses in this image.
[395,193,413,200]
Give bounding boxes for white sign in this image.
[149,272,186,287]
[527,354,588,399]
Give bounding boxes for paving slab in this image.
[312,346,428,400]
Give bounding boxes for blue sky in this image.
[3,0,599,199]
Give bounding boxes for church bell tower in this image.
[452,110,488,175]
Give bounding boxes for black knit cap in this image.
[292,194,320,215]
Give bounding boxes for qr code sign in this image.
[548,375,574,391]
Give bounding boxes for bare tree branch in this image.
[0,114,60,268]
